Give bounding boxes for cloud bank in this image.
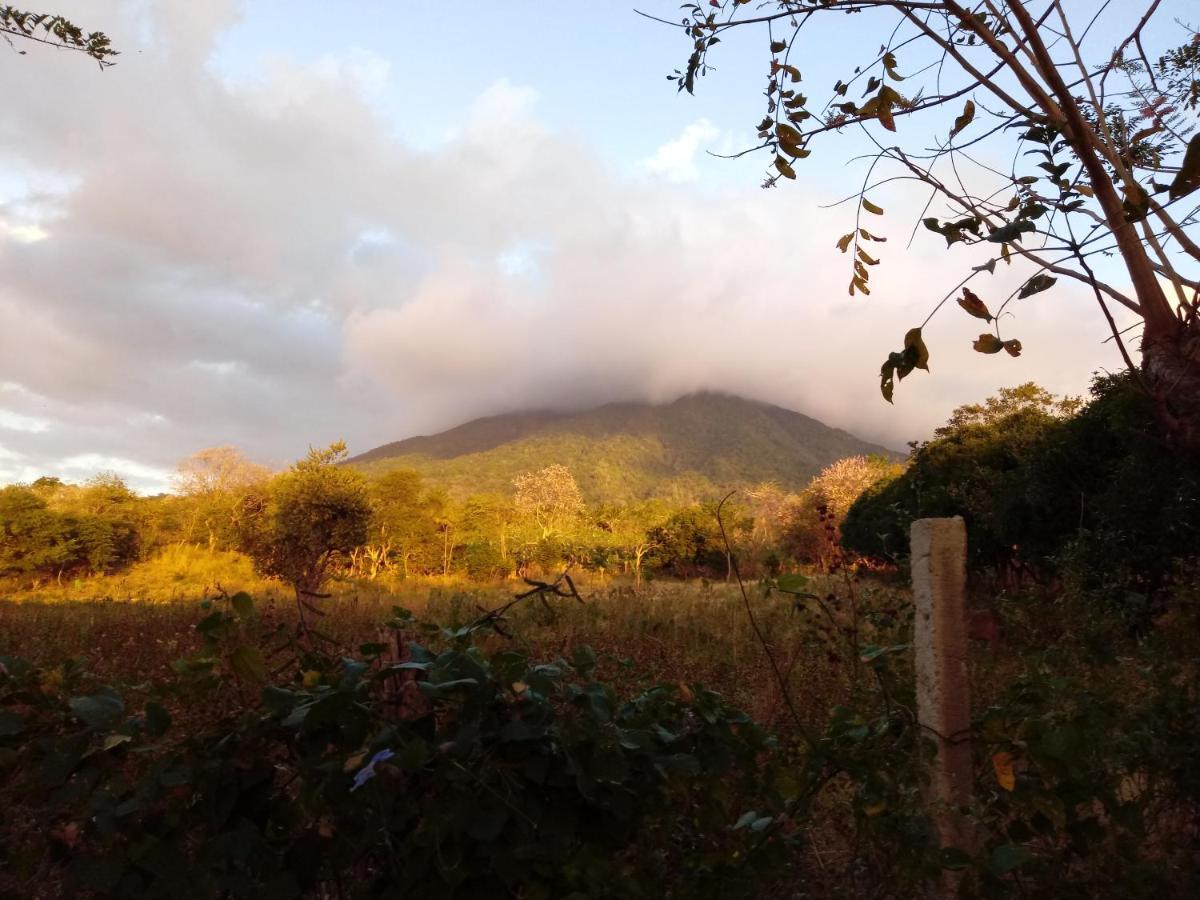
[0,1,1130,492]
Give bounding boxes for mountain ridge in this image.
[348,392,902,502]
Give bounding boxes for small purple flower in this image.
[350,749,394,792]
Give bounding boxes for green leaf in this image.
[571,645,598,678]
[990,843,1033,875]
[949,99,975,138]
[230,591,254,619]
[144,702,171,737]
[230,645,267,683]
[769,40,786,53]
[196,611,227,637]
[774,155,796,180]
[69,688,124,730]
[862,197,884,215]
[1168,133,1200,201]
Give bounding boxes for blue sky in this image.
[1,0,1184,492]
[211,2,766,167]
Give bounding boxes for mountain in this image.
[347,392,902,502]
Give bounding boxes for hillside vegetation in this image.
[347,392,899,502]
[3,377,1200,897]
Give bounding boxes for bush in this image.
[0,595,787,899]
[458,541,512,580]
[842,374,1200,610]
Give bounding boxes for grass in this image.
[4,568,1199,897]
[1,545,277,604]
[0,570,914,730]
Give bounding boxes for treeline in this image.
[0,441,900,594]
[9,374,1184,606]
[843,374,1200,626]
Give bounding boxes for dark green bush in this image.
[842,374,1200,616]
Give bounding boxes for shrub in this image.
[0,595,787,899]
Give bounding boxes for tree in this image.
[173,446,269,497]
[800,455,905,567]
[0,485,77,582]
[655,3,1200,444]
[363,469,436,579]
[647,502,750,580]
[1,7,116,65]
[934,381,1081,436]
[0,476,149,582]
[841,383,1076,573]
[459,492,517,578]
[595,499,672,584]
[237,442,370,630]
[809,455,905,520]
[431,490,459,578]
[59,474,141,572]
[513,464,586,540]
[173,446,270,550]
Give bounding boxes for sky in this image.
[0,1,1178,493]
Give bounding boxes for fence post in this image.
[911,517,975,876]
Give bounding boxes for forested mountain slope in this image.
[348,393,900,502]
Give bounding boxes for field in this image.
[3,573,1199,898]
[0,574,901,728]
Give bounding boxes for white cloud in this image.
[0,219,49,244]
[313,49,391,101]
[642,119,721,182]
[466,79,541,124]
[58,454,172,494]
[0,409,51,433]
[0,2,1131,491]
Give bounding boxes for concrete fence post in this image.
[911,517,975,869]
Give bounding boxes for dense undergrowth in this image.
[2,574,1198,898]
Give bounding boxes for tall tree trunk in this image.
[1004,0,1200,448]
[1142,330,1200,449]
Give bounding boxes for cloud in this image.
[642,119,722,182]
[0,2,1130,493]
[0,409,51,433]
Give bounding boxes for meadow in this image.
[4,567,1198,897]
[0,573,894,728]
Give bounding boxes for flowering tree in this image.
[513,464,586,540]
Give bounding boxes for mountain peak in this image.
[348,394,900,502]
